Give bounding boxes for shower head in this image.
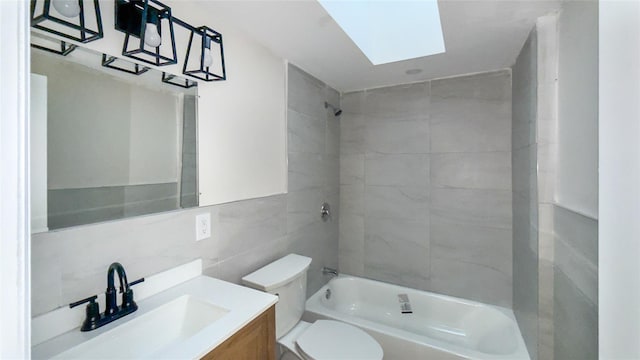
[324,101,342,117]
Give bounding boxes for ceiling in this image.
[195,0,560,93]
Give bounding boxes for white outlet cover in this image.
[195,213,211,241]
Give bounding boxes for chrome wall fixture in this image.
[31,0,103,53]
[115,0,177,67]
[182,26,226,82]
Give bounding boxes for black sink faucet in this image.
[105,262,135,316]
[70,262,144,332]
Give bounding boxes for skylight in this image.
[317,0,445,65]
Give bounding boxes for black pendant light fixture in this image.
[30,0,227,84]
[181,26,226,82]
[31,0,103,52]
[115,0,177,67]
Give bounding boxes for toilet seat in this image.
[295,320,383,360]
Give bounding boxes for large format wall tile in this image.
[288,64,327,120]
[430,215,512,275]
[287,64,340,296]
[430,257,512,307]
[554,268,597,360]
[430,71,511,154]
[354,82,430,120]
[364,217,430,290]
[33,199,224,315]
[430,152,511,190]
[365,186,429,221]
[288,109,325,154]
[217,195,287,260]
[340,184,364,216]
[340,154,364,185]
[431,188,512,229]
[511,27,540,360]
[554,205,598,305]
[365,154,429,187]
[338,70,513,308]
[339,113,365,155]
[365,118,430,154]
[288,152,326,192]
[338,213,365,276]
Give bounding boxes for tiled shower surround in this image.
[339,70,513,307]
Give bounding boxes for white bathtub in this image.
[303,276,530,360]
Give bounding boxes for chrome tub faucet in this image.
[322,266,338,277]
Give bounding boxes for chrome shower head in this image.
[324,101,342,117]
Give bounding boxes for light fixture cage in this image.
[102,54,150,75]
[31,39,78,56]
[115,0,177,67]
[183,26,226,82]
[162,72,197,89]
[31,0,103,44]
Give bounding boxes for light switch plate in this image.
[195,213,211,241]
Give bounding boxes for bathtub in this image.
[303,276,530,360]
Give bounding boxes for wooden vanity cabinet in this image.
[202,305,276,360]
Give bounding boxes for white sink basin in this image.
[52,295,229,359]
[33,275,278,359]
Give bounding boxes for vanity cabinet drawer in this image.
[203,305,276,360]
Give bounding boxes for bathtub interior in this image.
[306,276,528,359]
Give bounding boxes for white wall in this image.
[556,0,599,218]
[599,1,640,358]
[37,0,288,204]
[173,1,287,205]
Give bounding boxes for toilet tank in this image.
[242,254,312,338]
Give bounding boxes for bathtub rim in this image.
[305,274,530,360]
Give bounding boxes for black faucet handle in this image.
[120,278,143,309]
[69,294,98,309]
[70,295,102,331]
[130,277,144,286]
[118,277,144,293]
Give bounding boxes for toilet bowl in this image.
[242,254,383,360]
[278,320,382,360]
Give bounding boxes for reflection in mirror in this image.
[30,39,198,232]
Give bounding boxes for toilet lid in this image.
[295,320,383,360]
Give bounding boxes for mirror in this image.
[30,39,198,232]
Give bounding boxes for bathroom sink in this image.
[33,275,278,360]
[52,295,229,359]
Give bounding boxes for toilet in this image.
[242,254,383,360]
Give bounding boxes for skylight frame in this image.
[318,0,446,65]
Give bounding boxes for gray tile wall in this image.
[552,1,599,358]
[32,194,288,316]
[512,8,598,360]
[286,64,340,296]
[339,70,513,307]
[553,206,598,360]
[512,27,540,360]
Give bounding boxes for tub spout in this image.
[322,267,338,277]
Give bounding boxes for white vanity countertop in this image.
[32,276,278,359]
